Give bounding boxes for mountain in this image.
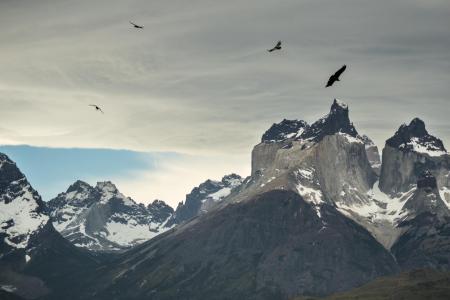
[167,173,243,226]
[243,99,377,214]
[379,118,450,201]
[64,100,404,300]
[47,181,174,251]
[3,99,450,300]
[0,153,48,252]
[294,269,450,300]
[0,153,103,300]
[390,171,450,271]
[76,190,397,300]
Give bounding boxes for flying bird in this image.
[267,41,282,52]
[130,21,144,29]
[326,65,347,87]
[89,104,104,114]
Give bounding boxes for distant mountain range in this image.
[1,99,450,299]
[47,180,174,251]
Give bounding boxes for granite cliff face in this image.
[241,100,377,216]
[391,171,450,271]
[362,135,382,175]
[379,118,450,202]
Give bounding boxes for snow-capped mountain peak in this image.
[262,119,309,143]
[260,99,360,146]
[0,153,49,249]
[48,180,174,251]
[386,118,447,157]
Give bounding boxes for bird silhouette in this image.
[326,65,347,87]
[267,41,282,52]
[130,21,144,29]
[89,104,104,114]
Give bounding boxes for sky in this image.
[0,0,449,207]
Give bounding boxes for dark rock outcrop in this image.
[302,99,358,142]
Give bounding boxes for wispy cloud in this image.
[0,0,449,197]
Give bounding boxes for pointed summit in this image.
[330,98,349,111]
[66,180,92,193]
[302,99,358,142]
[0,152,48,249]
[386,118,446,156]
[259,99,358,145]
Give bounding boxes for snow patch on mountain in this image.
[337,181,415,225]
[0,153,49,249]
[337,132,364,144]
[103,220,167,247]
[0,190,48,248]
[48,181,173,251]
[440,187,450,209]
[399,137,447,157]
[293,167,324,217]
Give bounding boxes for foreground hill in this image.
[76,190,397,300]
[294,269,450,300]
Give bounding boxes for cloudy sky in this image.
[0,0,449,206]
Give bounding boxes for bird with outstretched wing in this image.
[130,21,144,29]
[89,104,104,114]
[268,40,282,52]
[326,65,347,87]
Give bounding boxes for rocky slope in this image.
[76,190,397,300]
[47,181,173,251]
[0,153,102,300]
[167,174,243,226]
